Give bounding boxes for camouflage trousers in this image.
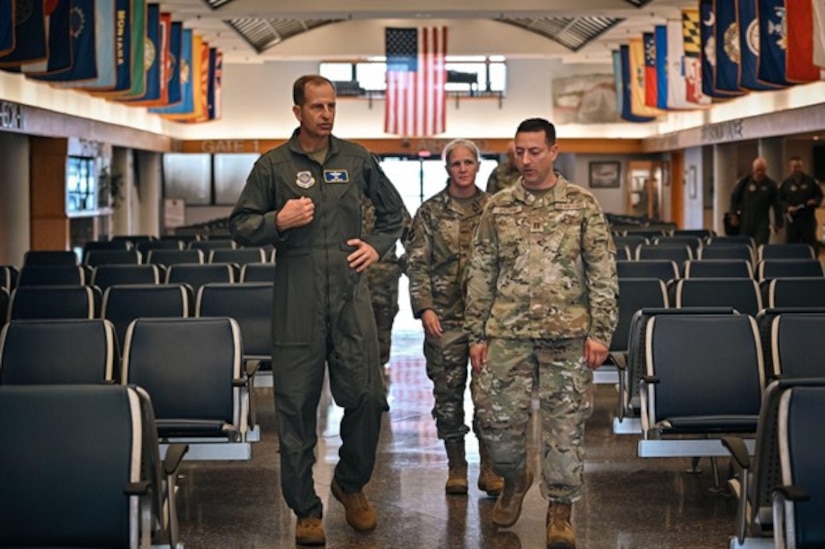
[473,337,593,503]
[366,262,402,366]
[423,326,475,440]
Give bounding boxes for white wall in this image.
[683,146,704,230]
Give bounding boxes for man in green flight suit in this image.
[229,75,405,547]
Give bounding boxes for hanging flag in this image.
[612,50,624,116]
[0,0,13,57]
[619,45,655,122]
[654,25,669,109]
[785,0,822,82]
[643,32,658,108]
[714,0,746,95]
[121,6,168,105]
[29,0,97,82]
[757,0,791,85]
[628,37,662,118]
[164,21,182,105]
[91,0,131,94]
[21,0,72,76]
[700,0,719,97]
[666,19,698,108]
[814,0,825,68]
[208,49,221,120]
[682,8,709,104]
[114,0,146,98]
[0,0,47,66]
[384,26,447,137]
[738,0,782,90]
[150,29,194,118]
[50,0,116,89]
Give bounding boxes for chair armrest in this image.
[232,377,247,388]
[125,481,151,495]
[245,360,260,378]
[609,351,627,371]
[641,375,660,384]
[774,485,810,502]
[721,436,751,470]
[163,443,189,476]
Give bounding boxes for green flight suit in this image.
[229,130,404,519]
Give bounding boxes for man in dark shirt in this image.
[779,156,823,250]
[729,157,783,246]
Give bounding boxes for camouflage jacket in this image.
[464,175,618,346]
[407,186,490,325]
[362,197,413,265]
[485,162,521,194]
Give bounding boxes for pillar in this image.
[0,133,31,266]
[713,142,738,236]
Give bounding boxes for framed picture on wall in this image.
[589,161,621,188]
[688,166,698,199]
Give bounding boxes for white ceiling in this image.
[160,0,696,64]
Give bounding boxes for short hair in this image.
[515,118,556,146]
[293,75,335,106]
[789,155,803,163]
[442,138,481,164]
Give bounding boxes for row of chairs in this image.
[0,316,255,461]
[615,242,817,264]
[0,384,188,548]
[5,262,276,293]
[18,247,273,269]
[618,258,825,282]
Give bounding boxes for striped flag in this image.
[785,0,822,82]
[618,45,655,122]
[682,8,710,104]
[384,26,447,137]
[643,32,657,108]
[666,19,697,109]
[628,37,662,118]
[815,0,825,68]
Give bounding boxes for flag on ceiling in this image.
[384,26,447,137]
[738,0,782,90]
[96,0,132,94]
[0,0,47,66]
[682,8,709,104]
[666,19,697,109]
[0,0,13,57]
[612,50,624,116]
[628,37,662,118]
[785,0,822,82]
[643,32,658,108]
[713,0,746,96]
[121,5,166,104]
[114,0,146,98]
[28,0,97,83]
[207,48,222,120]
[814,0,825,68]
[149,29,195,118]
[21,0,72,75]
[51,0,116,89]
[618,45,655,122]
[165,21,183,105]
[654,25,669,109]
[757,0,791,86]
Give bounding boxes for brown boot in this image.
[477,442,504,497]
[331,478,377,532]
[295,516,326,546]
[491,468,533,527]
[444,439,468,495]
[546,502,576,549]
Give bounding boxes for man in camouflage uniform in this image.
[363,198,412,385]
[486,140,521,194]
[465,118,618,549]
[406,139,504,498]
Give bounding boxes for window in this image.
[320,57,507,98]
[66,156,97,214]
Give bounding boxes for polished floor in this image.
[176,290,739,549]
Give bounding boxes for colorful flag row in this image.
[617,0,825,122]
[0,0,222,123]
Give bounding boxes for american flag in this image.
[384,26,447,137]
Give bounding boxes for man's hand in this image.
[346,239,379,272]
[276,197,315,231]
[469,342,488,373]
[421,310,443,339]
[583,338,609,370]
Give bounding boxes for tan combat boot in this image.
[330,478,377,532]
[295,516,326,546]
[444,439,468,495]
[477,442,504,497]
[491,468,533,527]
[546,502,576,549]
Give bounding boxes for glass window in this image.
[319,62,353,82]
[488,62,507,92]
[66,156,97,213]
[214,153,260,205]
[163,154,211,205]
[356,62,387,91]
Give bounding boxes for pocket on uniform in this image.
[272,252,315,346]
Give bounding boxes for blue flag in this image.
[107,0,132,92]
[29,0,97,82]
[150,28,193,115]
[165,21,182,105]
[757,0,791,85]
[619,45,655,123]
[22,0,72,75]
[737,0,781,90]
[0,0,15,56]
[654,25,669,109]
[700,0,720,97]
[714,0,746,95]
[0,0,47,66]
[68,0,116,89]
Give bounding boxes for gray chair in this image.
[147,249,204,266]
[190,239,237,252]
[8,285,98,321]
[22,250,77,266]
[17,265,86,286]
[772,385,825,549]
[91,264,162,291]
[770,313,825,379]
[616,260,679,282]
[101,284,190,348]
[758,243,815,261]
[682,259,753,279]
[674,278,762,316]
[757,259,824,281]
[166,263,235,292]
[0,384,187,548]
[209,247,268,266]
[636,244,692,262]
[84,249,143,267]
[240,263,276,283]
[766,278,825,308]
[0,319,117,384]
[121,317,251,460]
[699,244,755,264]
[136,239,184,255]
